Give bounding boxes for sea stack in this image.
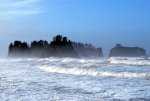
[109,44,147,57]
[8,35,103,58]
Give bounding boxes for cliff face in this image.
[8,35,103,58]
[109,44,146,57]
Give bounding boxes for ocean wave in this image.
[38,65,150,79]
[109,57,150,66]
[35,57,150,66]
[2,57,150,67]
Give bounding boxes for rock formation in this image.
[8,35,103,58]
[109,44,147,57]
[72,42,103,57]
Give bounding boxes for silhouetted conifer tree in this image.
[116,44,122,47]
[9,43,13,52]
[14,41,22,47]
[8,34,103,58]
[22,42,29,49]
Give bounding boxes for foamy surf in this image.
[1,57,150,100]
[109,57,150,66]
[38,65,150,79]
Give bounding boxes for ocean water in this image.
[0,57,150,101]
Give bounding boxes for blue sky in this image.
[0,0,150,57]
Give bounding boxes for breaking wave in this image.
[109,57,150,66]
[34,57,150,67]
[38,65,150,79]
[1,57,150,100]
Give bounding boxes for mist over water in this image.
[0,57,150,100]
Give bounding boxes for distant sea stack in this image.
[72,42,103,57]
[8,35,103,58]
[109,44,147,57]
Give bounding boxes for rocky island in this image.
[109,44,147,57]
[8,35,103,58]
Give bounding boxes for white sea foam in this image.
[34,57,150,66]
[38,65,150,79]
[1,57,150,100]
[109,57,150,66]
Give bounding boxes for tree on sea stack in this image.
[116,44,122,47]
[8,34,103,58]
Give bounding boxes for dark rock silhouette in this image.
[8,35,103,58]
[8,41,30,57]
[72,42,103,57]
[49,35,78,57]
[109,44,147,57]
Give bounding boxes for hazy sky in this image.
[0,0,150,57]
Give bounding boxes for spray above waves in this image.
[35,57,150,66]
[1,57,150,66]
[109,57,150,66]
